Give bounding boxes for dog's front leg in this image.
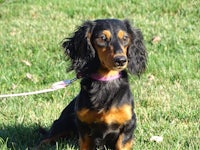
[79,134,95,150]
[115,117,136,150]
[115,133,133,150]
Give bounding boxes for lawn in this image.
[0,0,199,149]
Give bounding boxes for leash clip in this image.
[51,77,77,90]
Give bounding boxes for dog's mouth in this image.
[112,65,127,71]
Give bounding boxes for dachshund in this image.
[39,19,147,150]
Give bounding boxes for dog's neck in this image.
[90,70,121,81]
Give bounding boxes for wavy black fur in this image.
[63,19,147,76]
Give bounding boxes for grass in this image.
[0,0,199,149]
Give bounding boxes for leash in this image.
[0,77,78,98]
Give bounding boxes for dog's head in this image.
[63,19,147,76]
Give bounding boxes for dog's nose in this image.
[114,56,127,66]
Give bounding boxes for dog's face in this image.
[91,20,130,73]
[63,19,147,76]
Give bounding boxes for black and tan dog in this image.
[39,19,147,150]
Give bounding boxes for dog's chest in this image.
[76,104,132,125]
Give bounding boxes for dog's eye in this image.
[100,34,107,41]
[123,35,128,41]
[96,34,108,47]
[122,35,129,46]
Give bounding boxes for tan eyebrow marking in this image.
[102,30,111,40]
[117,30,126,39]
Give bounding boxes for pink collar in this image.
[90,73,121,81]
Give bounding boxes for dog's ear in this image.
[62,21,97,74]
[124,20,147,75]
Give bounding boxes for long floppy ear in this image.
[62,21,98,75]
[124,20,147,75]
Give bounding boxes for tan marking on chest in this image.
[77,104,132,125]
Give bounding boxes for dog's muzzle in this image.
[114,56,127,67]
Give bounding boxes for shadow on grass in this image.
[0,124,78,149]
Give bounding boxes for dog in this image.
[39,19,147,150]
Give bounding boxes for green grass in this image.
[0,0,199,149]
